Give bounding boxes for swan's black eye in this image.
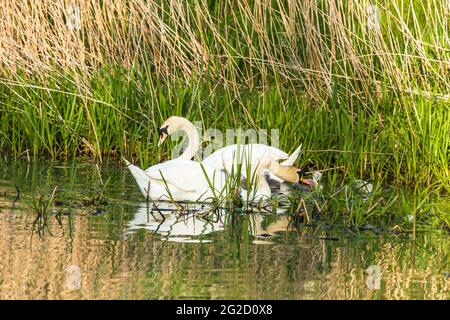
[296,169,304,178]
[158,125,169,137]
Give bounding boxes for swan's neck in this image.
[178,120,200,160]
[267,161,297,183]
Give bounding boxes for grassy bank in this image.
[0,1,449,227]
[1,69,448,191]
[1,71,449,230]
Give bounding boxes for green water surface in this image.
[0,160,447,299]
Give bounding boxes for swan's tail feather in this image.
[123,158,152,199]
[280,144,302,166]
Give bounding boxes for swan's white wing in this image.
[203,144,289,167]
[280,144,302,166]
[203,144,290,183]
[200,149,224,170]
[228,144,289,161]
[259,145,289,160]
[145,159,224,193]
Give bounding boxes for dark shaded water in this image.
[0,160,448,299]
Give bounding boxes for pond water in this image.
[0,160,448,299]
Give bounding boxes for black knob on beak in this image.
[158,125,169,137]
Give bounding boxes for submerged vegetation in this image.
[0,1,449,228]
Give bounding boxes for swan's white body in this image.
[201,143,302,183]
[126,157,279,202]
[125,159,227,202]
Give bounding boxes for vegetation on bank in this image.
[0,1,448,228]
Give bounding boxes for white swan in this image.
[124,158,227,202]
[156,116,303,183]
[125,154,305,203]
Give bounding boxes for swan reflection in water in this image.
[125,202,292,244]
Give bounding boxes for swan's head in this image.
[281,167,315,186]
[297,169,316,187]
[157,116,185,146]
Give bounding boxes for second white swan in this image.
[156,116,303,183]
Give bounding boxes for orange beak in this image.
[158,134,167,147]
[299,177,315,187]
